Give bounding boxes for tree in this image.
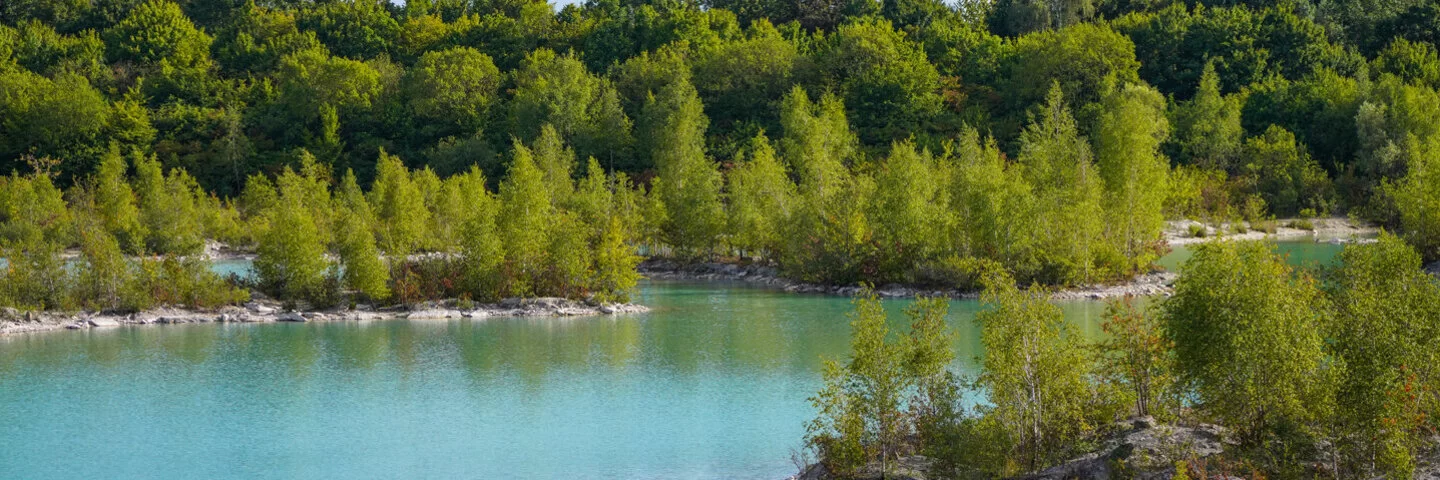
[726,133,793,259]
[973,273,1099,475]
[459,172,504,300]
[1093,83,1169,271]
[498,141,552,297]
[510,49,633,169]
[1241,125,1334,217]
[643,78,725,258]
[592,216,640,304]
[949,127,1039,279]
[1017,84,1105,284]
[103,0,213,70]
[531,124,576,206]
[368,150,430,257]
[294,0,400,60]
[1171,62,1244,171]
[691,21,800,138]
[1386,135,1440,260]
[334,170,388,302]
[1004,23,1140,127]
[133,150,204,255]
[870,141,946,281]
[1163,241,1334,441]
[254,168,330,304]
[405,46,501,141]
[74,216,129,311]
[92,144,147,254]
[1324,233,1440,477]
[1096,297,1175,420]
[806,290,959,476]
[815,17,941,144]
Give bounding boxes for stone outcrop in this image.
[1017,418,1229,480]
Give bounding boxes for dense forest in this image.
[2,0,1440,306]
[4,0,1440,477]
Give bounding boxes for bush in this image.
[1188,224,1207,238]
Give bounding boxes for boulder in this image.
[276,313,307,322]
[1017,420,1228,480]
[87,318,120,328]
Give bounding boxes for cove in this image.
[0,240,1346,480]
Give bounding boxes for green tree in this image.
[254,168,330,303]
[642,78,725,258]
[510,49,633,168]
[815,17,941,144]
[74,216,130,311]
[367,150,430,258]
[1324,233,1440,477]
[806,290,958,476]
[1096,297,1175,420]
[92,145,147,253]
[591,216,641,304]
[294,0,400,60]
[133,150,204,255]
[1094,83,1169,271]
[1017,84,1105,284]
[972,272,1100,475]
[1163,241,1335,442]
[497,141,552,297]
[1171,62,1244,171]
[334,170,388,302]
[1241,125,1334,217]
[870,141,946,281]
[726,133,793,259]
[405,46,501,141]
[104,0,212,69]
[531,124,576,206]
[1386,134,1440,259]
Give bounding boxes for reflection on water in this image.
[0,241,1345,480]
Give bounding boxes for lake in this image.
[0,240,1347,480]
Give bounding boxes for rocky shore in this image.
[1163,217,1379,246]
[0,297,649,336]
[640,259,1176,301]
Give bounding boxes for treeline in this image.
[806,234,1440,479]
[0,128,642,311]
[3,0,1440,256]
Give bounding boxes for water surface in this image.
[0,240,1345,480]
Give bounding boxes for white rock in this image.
[88,318,120,327]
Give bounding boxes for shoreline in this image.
[643,217,1382,302]
[0,298,649,337]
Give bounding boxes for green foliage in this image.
[644,77,725,259]
[1171,62,1244,171]
[806,291,959,476]
[1016,84,1106,284]
[253,167,331,304]
[497,141,552,297]
[591,216,641,304]
[1240,125,1334,217]
[972,273,1103,475]
[133,150,204,255]
[103,0,213,69]
[333,173,389,302]
[1163,241,1335,443]
[405,46,501,140]
[726,133,793,258]
[1324,233,1440,478]
[1093,83,1169,272]
[1096,297,1176,420]
[367,149,430,257]
[510,49,632,168]
[1385,134,1440,260]
[816,17,941,144]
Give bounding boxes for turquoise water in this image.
[0,241,1344,480]
[1155,238,1350,273]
